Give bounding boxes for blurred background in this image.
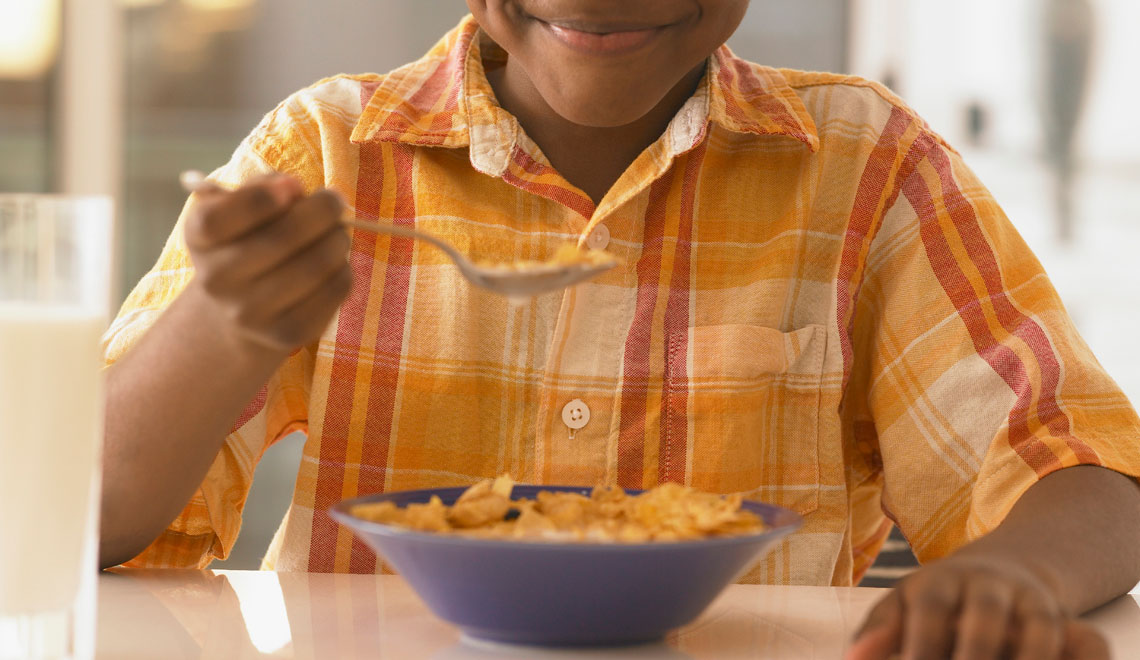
[1,0,1136,574]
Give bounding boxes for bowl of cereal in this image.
[330,477,801,647]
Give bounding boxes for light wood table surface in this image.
[95,570,1140,659]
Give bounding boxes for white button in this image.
[561,399,591,430]
[586,224,610,251]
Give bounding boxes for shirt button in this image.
[586,224,610,251]
[561,398,591,430]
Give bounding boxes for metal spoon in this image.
[179,171,616,299]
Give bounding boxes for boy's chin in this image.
[543,92,665,129]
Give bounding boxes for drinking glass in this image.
[0,195,113,660]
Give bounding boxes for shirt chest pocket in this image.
[664,324,826,516]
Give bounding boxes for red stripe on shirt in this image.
[359,80,381,115]
[376,28,471,143]
[715,57,756,130]
[425,33,468,140]
[308,140,388,573]
[349,144,419,574]
[617,170,677,489]
[835,108,914,384]
[659,142,707,484]
[502,147,596,219]
[230,385,267,433]
[720,56,813,145]
[902,153,1067,475]
[926,147,1099,467]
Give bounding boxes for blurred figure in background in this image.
[1042,0,1095,242]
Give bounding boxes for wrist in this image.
[178,280,290,373]
[1018,554,1071,613]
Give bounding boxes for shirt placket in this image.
[533,202,644,486]
[470,132,639,484]
[505,157,706,488]
[530,110,713,487]
[463,42,713,486]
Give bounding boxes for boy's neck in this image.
[487,60,704,207]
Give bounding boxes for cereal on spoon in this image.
[476,243,619,272]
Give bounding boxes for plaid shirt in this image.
[104,16,1140,584]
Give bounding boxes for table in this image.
[96,570,1140,659]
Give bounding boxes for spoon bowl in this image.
[341,219,616,299]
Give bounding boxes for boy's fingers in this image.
[251,261,353,352]
[185,174,304,249]
[241,225,351,323]
[200,189,345,288]
[1012,599,1065,660]
[951,578,1015,660]
[1061,621,1110,660]
[846,590,902,660]
[845,625,898,660]
[899,573,961,660]
[257,189,345,272]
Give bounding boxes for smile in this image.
[537,19,666,56]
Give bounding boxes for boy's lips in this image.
[538,19,666,56]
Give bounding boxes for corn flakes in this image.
[351,475,766,542]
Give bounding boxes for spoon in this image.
[179,171,616,299]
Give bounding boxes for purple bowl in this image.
[330,485,801,647]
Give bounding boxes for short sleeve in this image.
[102,102,319,568]
[850,141,1140,563]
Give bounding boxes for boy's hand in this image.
[846,554,1110,660]
[183,175,353,356]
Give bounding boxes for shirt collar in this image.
[351,15,820,161]
[706,46,820,152]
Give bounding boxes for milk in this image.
[0,304,105,615]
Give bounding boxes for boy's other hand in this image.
[183,175,353,356]
[846,554,1110,660]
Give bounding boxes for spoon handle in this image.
[341,220,467,265]
[179,170,469,270]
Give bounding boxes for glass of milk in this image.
[0,195,112,660]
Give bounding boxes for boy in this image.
[100,1,1140,657]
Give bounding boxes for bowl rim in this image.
[329,484,804,552]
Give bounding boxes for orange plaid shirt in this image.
[104,16,1140,584]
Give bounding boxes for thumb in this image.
[1062,620,1110,660]
[847,589,904,660]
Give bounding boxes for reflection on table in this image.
[96,569,1140,659]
